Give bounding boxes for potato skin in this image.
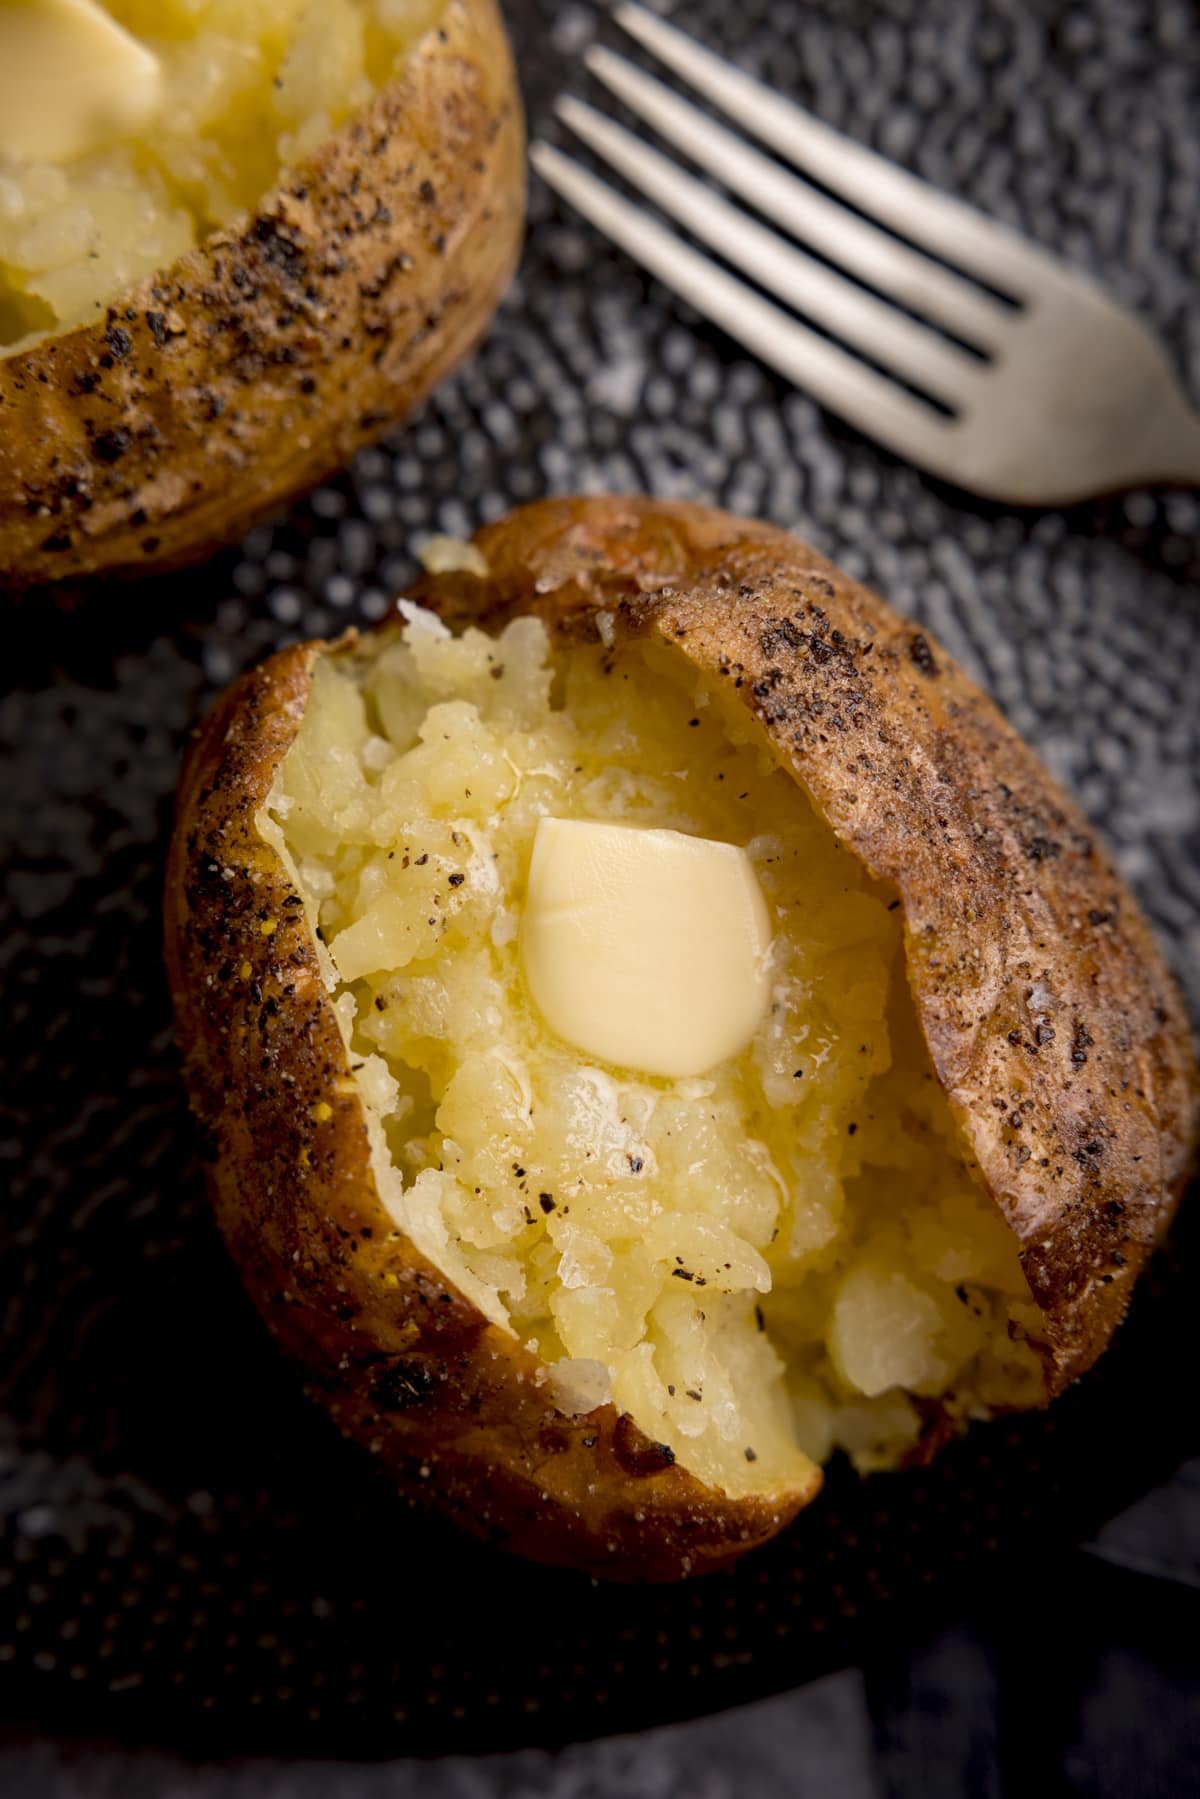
[166,497,1197,1579]
[0,0,524,591]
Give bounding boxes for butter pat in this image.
[0,0,163,166]
[521,818,772,1079]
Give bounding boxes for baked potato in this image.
[165,496,1198,1581]
[0,0,524,589]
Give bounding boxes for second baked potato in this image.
[0,0,524,588]
[165,497,1198,1579]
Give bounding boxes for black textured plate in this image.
[2,0,1198,1759]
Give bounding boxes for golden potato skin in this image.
[0,0,524,591]
[166,496,1197,1579]
[165,633,817,1583]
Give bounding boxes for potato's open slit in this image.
[267,606,1049,1500]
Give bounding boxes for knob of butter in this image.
[520,818,772,1079]
[0,0,163,166]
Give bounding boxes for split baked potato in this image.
[165,497,1198,1581]
[0,0,524,589]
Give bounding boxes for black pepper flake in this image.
[688,717,700,727]
[374,994,388,1011]
[1071,1021,1094,1066]
[627,1154,644,1174]
[887,899,901,911]
[793,1068,804,1080]
[754,1304,765,1332]
[418,178,436,204]
[369,1360,438,1412]
[909,633,938,675]
[538,1193,555,1214]
[448,872,465,887]
[105,323,133,359]
[91,427,132,464]
[744,1447,758,1463]
[582,1435,597,1449]
[671,1268,695,1282]
[848,1122,858,1136]
[1112,1249,1127,1266]
[415,853,428,866]
[685,1389,702,1402]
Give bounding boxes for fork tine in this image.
[585,45,1011,353]
[614,2,1052,300]
[530,141,955,473]
[557,96,981,406]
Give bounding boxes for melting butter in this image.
[0,0,163,166]
[520,818,773,1080]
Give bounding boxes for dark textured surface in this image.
[1,0,1198,1779]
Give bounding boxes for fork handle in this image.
[1149,398,1200,488]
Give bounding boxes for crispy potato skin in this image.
[166,496,1197,1579]
[0,0,524,591]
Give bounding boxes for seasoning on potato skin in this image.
[164,496,1199,1582]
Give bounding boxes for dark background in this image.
[2,0,1198,1792]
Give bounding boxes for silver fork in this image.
[530,2,1200,507]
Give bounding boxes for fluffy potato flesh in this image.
[0,0,447,350]
[269,606,1048,1501]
